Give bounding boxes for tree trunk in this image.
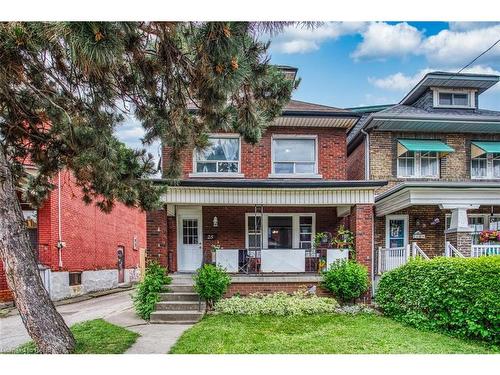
[0,144,75,354]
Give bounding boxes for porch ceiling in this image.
[375,182,500,216]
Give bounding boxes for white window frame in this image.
[471,152,500,180]
[385,214,409,249]
[190,133,244,178]
[397,151,440,178]
[432,88,476,109]
[245,212,316,249]
[269,134,321,178]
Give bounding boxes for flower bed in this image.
[214,290,339,316]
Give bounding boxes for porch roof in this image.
[156,179,386,206]
[375,181,500,216]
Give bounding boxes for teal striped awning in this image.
[397,139,455,156]
[471,141,500,157]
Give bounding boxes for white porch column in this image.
[440,204,479,256]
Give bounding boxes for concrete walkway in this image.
[0,289,192,353]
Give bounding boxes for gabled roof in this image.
[400,71,500,105]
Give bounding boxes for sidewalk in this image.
[105,309,192,354]
[0,289,192,354]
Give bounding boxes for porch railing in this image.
[377,242,430,274]
[214,248,349,274]
[471,244,500,257]
[444,241,465,258]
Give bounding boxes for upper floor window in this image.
[271,136,317,176]
[194,135,240,174]
[433,89,475,109]
[471,153,500,179]
[397,151,439,178]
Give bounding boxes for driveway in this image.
[0,290,192,353]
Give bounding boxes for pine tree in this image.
[0,22,296,353]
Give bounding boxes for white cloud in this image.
[270,22,367,54]
[351,22,423,60]
[421,24,500,65]
[448,22,500,32]
[369,65,500,92]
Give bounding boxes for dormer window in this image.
[433,89,475,109]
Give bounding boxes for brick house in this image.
[347,71,500,277]
[147,67,385,295]
[0,167,146,303]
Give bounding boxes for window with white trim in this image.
[397,151,439,178]
[433,89,474,109]
[471,153,500,179]
[195,136,240,174]
[272,137,317,175]
[247,215,262,250]
[246,213,315,250]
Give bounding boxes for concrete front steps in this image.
[150,274,205,324]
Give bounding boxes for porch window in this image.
[247,215,262,250]
[272,137,317,175]
[267,216,293,249]
[299,216,313,249]
[246,213,315,250]
[445,215,486,245]
[195,136,240,174]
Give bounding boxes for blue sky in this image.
[116,21,500,161]
[266,21,500,110]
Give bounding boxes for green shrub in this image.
[193,264,231,309]
[376,256,500,344]
[321,260,369,303]
[215,290,339,315]
[133,261,171,320]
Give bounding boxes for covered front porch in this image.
[155,179,383,281]
[374,182,500,274]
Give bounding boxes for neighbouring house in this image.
[147,66,385,296]
[346,71,500,279]
[0,166,146,303]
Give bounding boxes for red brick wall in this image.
[163,126,347,180]
[1,170,146,301]
[146,209,169,267]
[347,141,365,180]
[350,204,374,279]
[46,171,145,272]
[0,261,12,302]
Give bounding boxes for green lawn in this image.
[170,314,498,354]
[11,319,139,354]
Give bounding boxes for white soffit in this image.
[163,187,374,206]
[375,187,500,217]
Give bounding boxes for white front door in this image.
[385,215,409,248]
[177,208,203,272]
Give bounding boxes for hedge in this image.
[376,256,500,344]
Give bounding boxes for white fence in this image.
[377,243,429,274]
[471,244,500,257]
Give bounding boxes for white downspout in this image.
[361,128,370,180]
[57,171,63,269]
